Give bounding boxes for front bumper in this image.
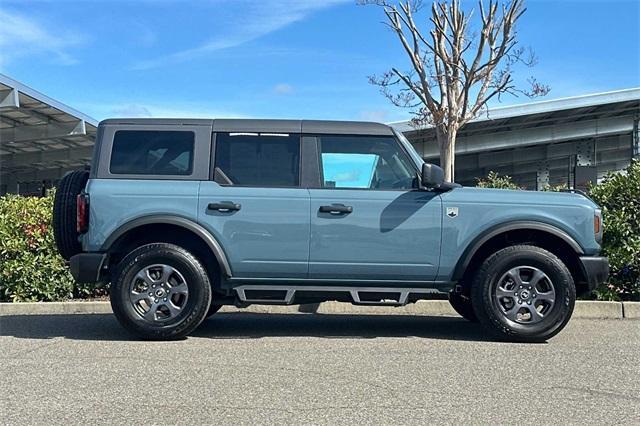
[579,256,609,293]
[69,253,108,283]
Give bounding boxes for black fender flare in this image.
[101,215,232,277]
[451,220,584,281]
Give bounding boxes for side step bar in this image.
[234,285,442,306]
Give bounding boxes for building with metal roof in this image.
[392,88,640,189]
[0,73,98,195]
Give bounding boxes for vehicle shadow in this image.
[0,312,492,342]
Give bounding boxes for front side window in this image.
[110,130,194,175]
[318,135,417,190]
[214,132,300,187]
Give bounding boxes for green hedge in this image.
[0,192,100,302]
[589,160,640,301]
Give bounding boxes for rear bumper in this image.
[579,256,609,293]
[69,253,107,283]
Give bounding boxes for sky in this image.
[1,0,638,123]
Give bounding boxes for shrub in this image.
[540,183,568,192]
[475,171,521,190]
[0,192,100,302]
[588,160,640,301]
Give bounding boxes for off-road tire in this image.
[470,245,575,343]
[53,170,89,260]
[110,243,212,340]
[448,291,478,322]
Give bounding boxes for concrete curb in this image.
[572,301,624,319]
[623,301,640,319]
[0,300,636,319]
[0,301,112,316]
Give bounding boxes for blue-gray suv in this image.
[52,119,609,341]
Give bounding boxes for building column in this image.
[536,161,549,190]
[576,139,595,167]
[633,117,639,158]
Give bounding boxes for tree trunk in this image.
[436,127,457,182]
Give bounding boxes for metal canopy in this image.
[0,73,98,194]
[390,88,640,136]
[392,88,640,189]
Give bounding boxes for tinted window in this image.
[214,133,300,187]
[110,130,194,175]
[318,135,417,190]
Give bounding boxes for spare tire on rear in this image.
[53,170,89,260]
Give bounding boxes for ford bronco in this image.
[53,119,609,341]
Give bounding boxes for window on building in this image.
[110,130,194,175]
[318,135,417,190]
[214,132,300,187]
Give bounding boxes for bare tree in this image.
[360,0,549,181]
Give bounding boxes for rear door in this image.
[308,134,442,282]
[198,131,310,279]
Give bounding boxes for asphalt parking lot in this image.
[1,313,638,425]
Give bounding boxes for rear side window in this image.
[214,132,300,187]
[110,130,194,175]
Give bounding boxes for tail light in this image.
[77,193,89,234]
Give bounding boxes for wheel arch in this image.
[102,215,232,278]
[452,221,588,293]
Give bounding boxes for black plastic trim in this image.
[452,221,585,280]
[101,215,233,277]
[578,256,609,293]
[70,252,107,283]
[300,136,321,188]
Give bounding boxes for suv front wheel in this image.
[471,245,575,343]
[110,243,212,340]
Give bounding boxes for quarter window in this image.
[110,130,194,175]
[318,135,417,190]
[214,133,300,187]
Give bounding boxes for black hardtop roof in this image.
[98,118,395,136]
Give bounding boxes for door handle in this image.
[319,204,353,215]
[208,202,241,212]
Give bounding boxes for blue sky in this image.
[1,0,638,123]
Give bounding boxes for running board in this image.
[234,285,442,306]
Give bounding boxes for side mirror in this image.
[421,163,444,188]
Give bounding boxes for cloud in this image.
[358,110,388,122]
[273,83,294,95]
[0,8,85,68]
[110,104,153,118]
[79,101,249,120]
[132,0,349,70]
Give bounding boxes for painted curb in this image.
[0,300,633,319]
[622,301,640,319]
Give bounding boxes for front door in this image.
[309,134,442,282]
[198,132,310,278]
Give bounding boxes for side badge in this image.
[446,207,459,218]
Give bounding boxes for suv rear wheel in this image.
[471,245,575,343]
[110,243,211,340]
